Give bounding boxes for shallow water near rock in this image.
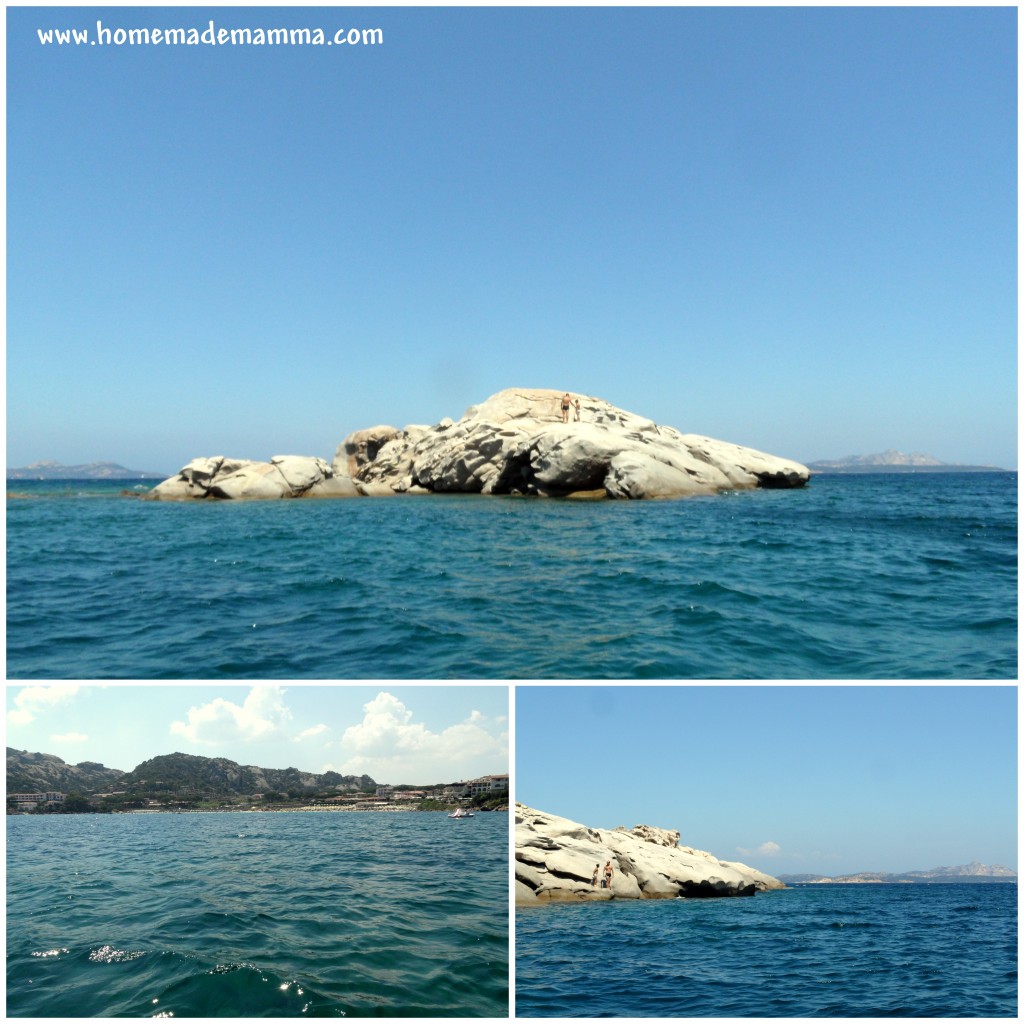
[515,883,1017,1016]
[6,472,1016,678]
[6,811,508,1017]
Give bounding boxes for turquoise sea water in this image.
[6,811,508,1017]
[6,472,1016,678]
[515,883,1017,1016]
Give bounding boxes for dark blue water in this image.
[515,883,1017,1017]
[6,811,508,1017]
[6,472,1016,678]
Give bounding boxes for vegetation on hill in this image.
[417,790,509,812]
[8,748,507,814]
[120,752,374,799]
[7,749,375,811]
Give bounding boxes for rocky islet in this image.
[516,803,785,903]
[147,388,809,502]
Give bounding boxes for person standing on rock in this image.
[604,861,613,890]
[592,864,600,887]
[574,398,581,422]
[561,393,572,423]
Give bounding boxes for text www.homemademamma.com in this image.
[38,21,383,47]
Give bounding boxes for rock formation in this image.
[146,454,359,501]
[515,803,785,904]
[6,747,125,794]
[147,388,809,501]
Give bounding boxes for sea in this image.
[6,810,508,1017]
[5,472,1016,678]
[514,882,1018,1017]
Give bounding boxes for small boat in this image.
[448,808,474,819]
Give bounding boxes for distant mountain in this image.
[7,748,125,793]
[807,450,1007,473]
[902,862,1017,880]
[7,460,166,480]
[7,748,375,799]
[778,862,1017,884]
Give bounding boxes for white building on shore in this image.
[8,792,66,811]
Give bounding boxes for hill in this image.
[7,460,166,480]
[7,747,126,793]
[777,862,1017,884]
[807,450,1007,473]
[121,752,374,797]
[7,748,374,799]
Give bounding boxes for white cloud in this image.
[7,686,80,726]
[337,691,507,782]
[170,686,291,745]
[294,724,329,742]
[51,732,88,743]
[737,841,782,857]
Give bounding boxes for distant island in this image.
[7,460,166,480]
[6,747,508,814]
[777,862,1017,884]
[807,450,1010,473]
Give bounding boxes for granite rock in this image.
[148,454,350,501]
[148,388,809,501]
[515,803,785,903]
[334,388,809,499]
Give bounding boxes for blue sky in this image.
[515,685,1018,876]
[6,684,509,784]
[7,6,1017,473]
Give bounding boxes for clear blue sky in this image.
[515,685,1017,876]
[6,684,509,785]
[7,6,1017,473]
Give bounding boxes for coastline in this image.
[9,805,509,817]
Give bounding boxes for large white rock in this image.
[209,462,292,500]
[681,435,809,489]
[604,451,723,499]
[332,426,404,478]
[616,823,682,848]
[306,475,361,498]
[341,388,808,499]
[147,475,195,501]
[147,388,810,501]
[148,456,260,500]
[270,455,333,492]
[148,454,350,501]
[515,803,785,903]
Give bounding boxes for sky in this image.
[515,685,1018,877]
[5,684,509,784]
[6,5,1016,474]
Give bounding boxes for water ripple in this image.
[8,812,508,1017]
[517,884,1017,1016]
[7,473,1016,677]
